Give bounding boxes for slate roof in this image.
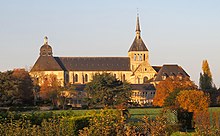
[128,37,148,52]
[152,66,162,73]
[55,57,131,71]
[154,64,190,81]
[131,84,155,90]
[30,56,63,72]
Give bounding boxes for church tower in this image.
[40,36,53,56]
[128,15,156,84]
[128,14,149,71]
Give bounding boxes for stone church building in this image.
[30,16,189,106]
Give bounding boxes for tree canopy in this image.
[40,74,61,106]
[176,90,210,114]
[199,60,213,90]
[0,69,34,106]
[153,77,197,107]
[85,73,131,108]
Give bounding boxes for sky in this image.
[0,0,220,87]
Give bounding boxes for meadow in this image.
[0,107,219,135]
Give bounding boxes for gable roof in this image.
[56,57,131,71]
[131,84,155,90]
[152,66,162,73]
[30,56,63,72]
[128,37,148,52]
[154,64,190,81]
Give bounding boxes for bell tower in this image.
[128,14,149,71]
[40,36,53,56]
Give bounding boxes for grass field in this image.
[31,107,220,118]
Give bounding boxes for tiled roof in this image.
[56,57,131,71]
[30,56,63,72]
[131,84,155,90]
[128,37,148,52]
[152,66,162,73]
[154,64,190,81]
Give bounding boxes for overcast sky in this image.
[0,0,220,87]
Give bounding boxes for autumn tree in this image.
[199,60,213,90]
[40,74,61,106]
[85,73,131,108]
[176,90,210,114]
[153,77,197,107]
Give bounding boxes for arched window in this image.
[134,54,136,61]
[85,74,88,82]
[139,54,142,61]
[143,76,148,83]
[75,74,78,82]
[122,74,126,82]
[143,54,145,61]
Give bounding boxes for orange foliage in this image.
[153,77,196,107]
[12,68,30,79]
[176,90,210,114]
[40,74,61,100]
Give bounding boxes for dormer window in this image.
[170,72,175,80]
[177,72,184,80]
[162,73,168,80]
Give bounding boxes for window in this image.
[75,74,78,82]
[143,76,148,83]
[122,74,126,82]
[139,54,142,61]
[82,75,85,83]
[143,54,145,61]
[134,54,136,61]
[85,74,88,82]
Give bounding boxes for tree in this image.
[58,83,77,109]
[153,77,197,107]
[40,74,61,106]
[199,60,213,90]
[85,73,131,108]
[12,69,34,104]
[0,69,34,106]
[176,90,210,115]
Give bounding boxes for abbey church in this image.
[30,16,190,106]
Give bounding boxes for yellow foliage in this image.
[176,90,210,114]
[153,77,196,107]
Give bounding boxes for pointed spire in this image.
[136,13,141,39]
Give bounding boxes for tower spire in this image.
[136,12,141,39]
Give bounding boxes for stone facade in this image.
[30,15,190,106]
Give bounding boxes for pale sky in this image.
[0,0,220,87]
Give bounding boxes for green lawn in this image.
[29,107,220,118]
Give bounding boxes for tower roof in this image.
[128,15,148,52]
[40,36,53,56]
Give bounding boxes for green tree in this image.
[199,60,213,90]
[85,73,131,108]
[12,69,34,104]
[58,83,77,109]
[0,69,34,106]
